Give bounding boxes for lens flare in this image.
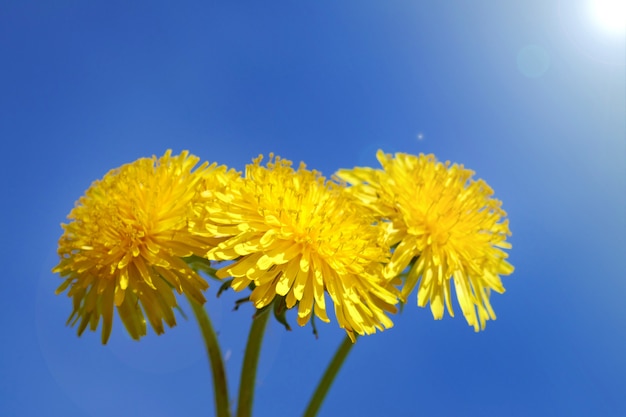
[590,0,626,35]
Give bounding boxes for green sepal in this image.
[233,296,251,311]
[183,255,220,280]
[174,305,189,320]
[217,279,234,297]
[252,303,272,319]
[272,296,291,331]
[310,313,319,339]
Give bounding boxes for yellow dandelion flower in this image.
[193,155,398,341]
[337,150,514,331]
[53,150,230,343]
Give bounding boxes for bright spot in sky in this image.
[590,0,626,35]
[517,45,551,78]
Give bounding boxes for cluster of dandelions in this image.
[53,149,513,344]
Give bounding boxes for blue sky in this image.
[1,1,625,416]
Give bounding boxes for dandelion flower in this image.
[193,155,398,341]
[337,150,514,331]
[53,150,229,343]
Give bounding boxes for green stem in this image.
[188,295,231,417]
[236,308,271,417]
[302,335,355,417]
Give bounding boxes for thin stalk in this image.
[188,295,231,417]
[236,308,271,417]
[302,335,355,417]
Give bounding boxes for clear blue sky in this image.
[2,1,625,416]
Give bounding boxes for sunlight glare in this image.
[590,0,626,35]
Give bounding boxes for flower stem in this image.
[188,295,231,417]
[236,308,271,417]
[302,335,355,417]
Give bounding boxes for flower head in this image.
[193,154,398,341]
[53,150,230,343]
[337,150,513,331]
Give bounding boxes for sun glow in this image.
[590,0,626,35]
